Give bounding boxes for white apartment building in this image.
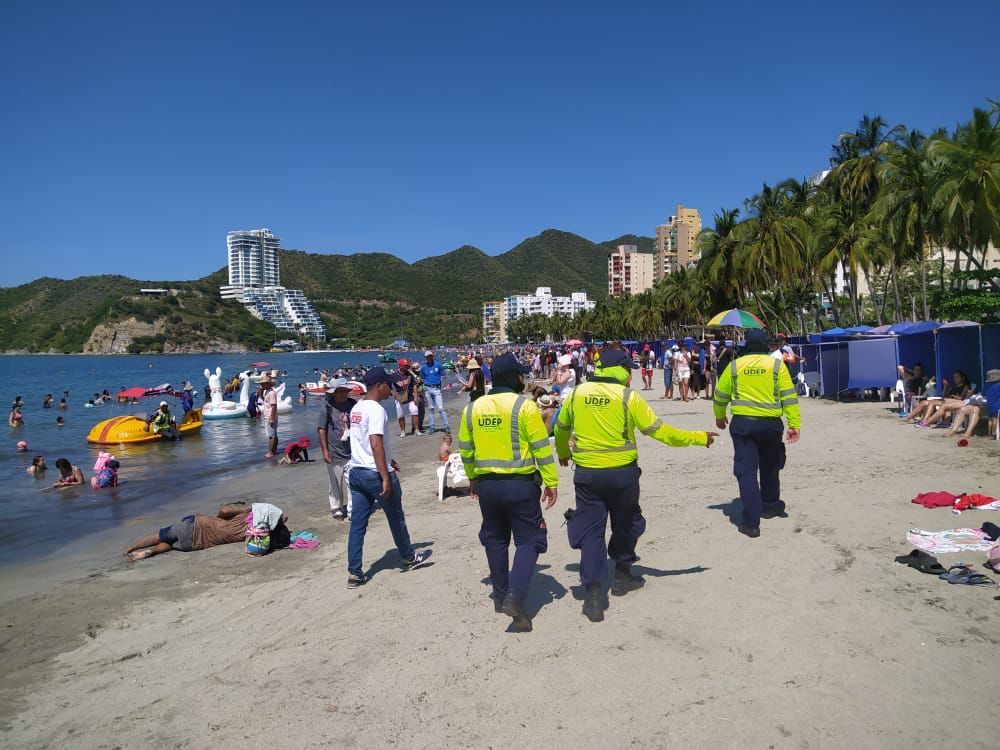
[504,287,595,323]
[607,244,654,296]
[226,228,281,287]
[219,228,326,340]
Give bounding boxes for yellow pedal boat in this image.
[86,409,203,445]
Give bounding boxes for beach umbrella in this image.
[566,338,583,346]
[705,309,765,329]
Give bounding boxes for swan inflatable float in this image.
[272,379,294,414]
[201,367,249,420]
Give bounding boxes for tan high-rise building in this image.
[655,204,702,279]
[607,244,654,297]
[482,300,507,344]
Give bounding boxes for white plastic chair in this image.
[437,453,469,501]
[798,371,820,398]
[889,379,907,412]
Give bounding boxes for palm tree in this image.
[926,104,1000,293]
[872,129,934,318]
[697,208,744,305]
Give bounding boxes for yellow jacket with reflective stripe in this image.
[458,391,558,487]
[713,353,801,428]
[554,378,708,469]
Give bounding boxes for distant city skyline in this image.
[2,1,998,286]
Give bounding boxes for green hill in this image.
[0,230,653,352]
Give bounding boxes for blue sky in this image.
[2,0,997,286]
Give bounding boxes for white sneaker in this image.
[413,430,426,436]
[399,431,407,438]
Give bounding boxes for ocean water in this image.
[0,352,455,567]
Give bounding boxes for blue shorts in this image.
[663,368,673,386]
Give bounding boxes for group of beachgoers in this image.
[896,363,1000,440]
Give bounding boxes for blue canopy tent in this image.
[982,324,1000,372]
[935,322,983,393]
[812,341,850,396]
[895,330,937,382]
[845,325,874,334]
[845,337,898,389]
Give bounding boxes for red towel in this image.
[911,491,960,508]
[953,493,999,512]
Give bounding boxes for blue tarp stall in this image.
[935,324,983,392]
[815,341,850,396]
[982,324,1000,371]
[845,337,898,389]
[894,331,937,381]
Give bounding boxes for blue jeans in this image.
[424,387,449,431]
[347,468,415,575]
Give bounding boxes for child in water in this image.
[91,459,120,490]
[279,436,311,465]
[438,433,453,461]
[27,455,46,475]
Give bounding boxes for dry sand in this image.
[2,396,998,749]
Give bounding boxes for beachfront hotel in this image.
[483,287,594,342]
[504,287,595,321]
[607,244,655,297]
[219,228,326,340]
[655,204,702,279]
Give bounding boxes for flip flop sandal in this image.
[894,550,948,575]
[938,566,998,586]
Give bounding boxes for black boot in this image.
[500,592,532,632]
[761,500,787,519]
[611,566,645,597]
[582,584,604,622]
[491,592,504,614]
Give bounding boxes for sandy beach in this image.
[2,396,998,749]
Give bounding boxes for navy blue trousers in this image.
[567,464,646,586]
[477,478,547,601]
[729,415,786,529]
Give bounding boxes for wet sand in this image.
[2,397,998,749]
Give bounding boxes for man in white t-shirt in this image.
[346,366,425,588]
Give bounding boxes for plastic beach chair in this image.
[798,371,820,398]
[889,379,907,412]
[437,453,469,501]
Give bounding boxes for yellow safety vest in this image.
[713,353,801,427]
[458,391,558,487]
[554,378,708,469]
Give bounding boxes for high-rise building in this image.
[225,228,281,288]
[655,204,702,279]
[607,244,654,297]
[503,287,595,324]
[219,228,325,340]
[482,300,508,344]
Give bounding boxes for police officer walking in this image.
[554,348,716,623]
[713,329,801,539]
[458,353,558,633]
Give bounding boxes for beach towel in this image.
[951,493,1000,514]
[289,530,320,550]
[905,528,992,554]
[911,491,959,509]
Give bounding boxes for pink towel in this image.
[289,538,320,550]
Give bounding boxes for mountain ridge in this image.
[0,229,654,351]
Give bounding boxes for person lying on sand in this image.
[123,502,258,562]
